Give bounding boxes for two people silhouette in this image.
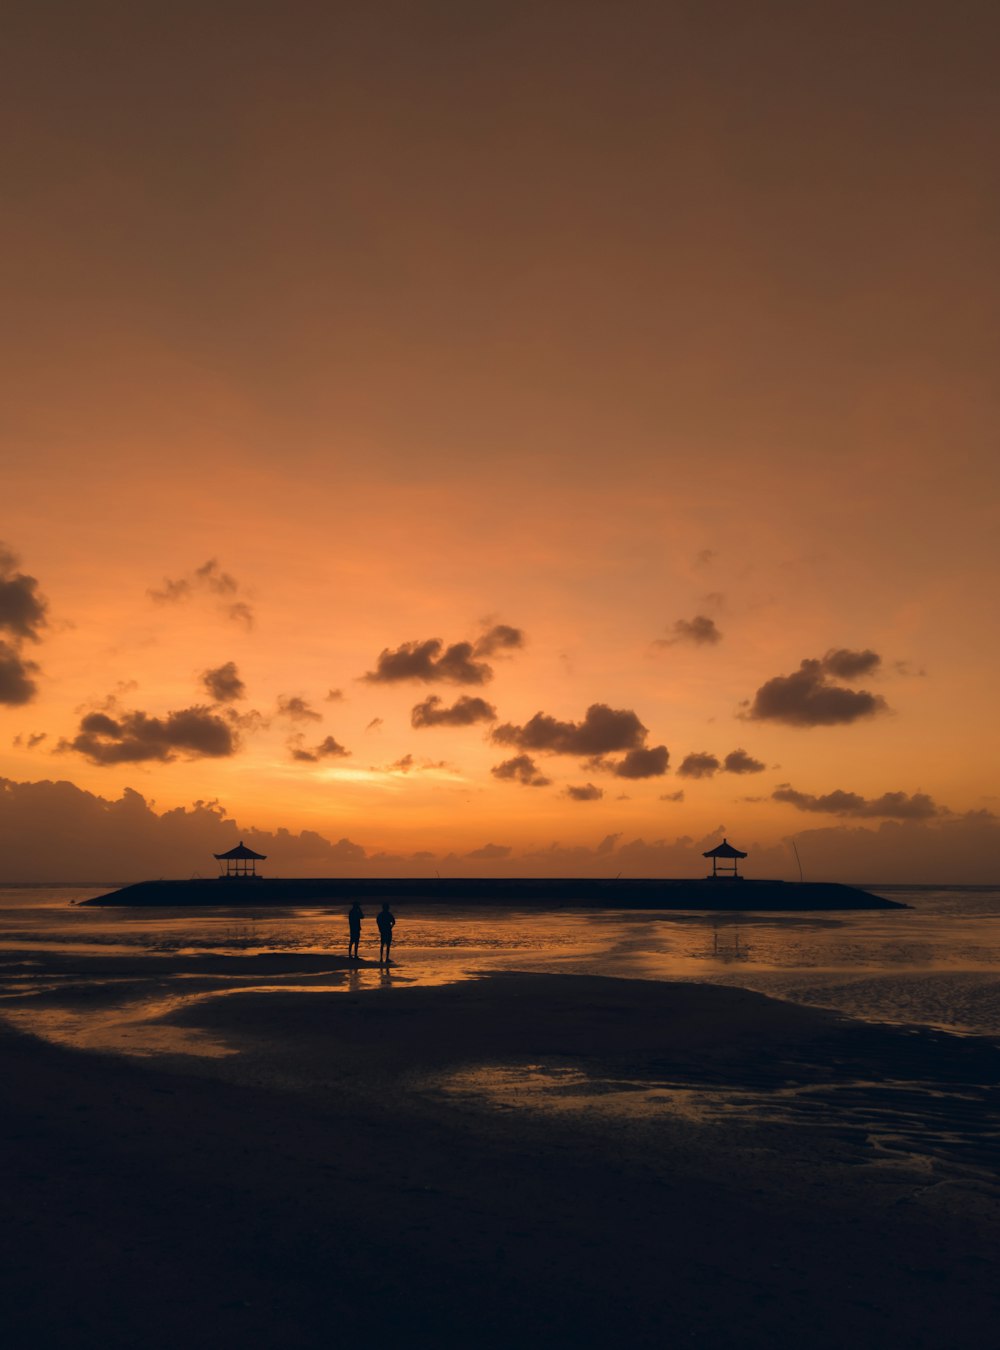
[347,901,396,964]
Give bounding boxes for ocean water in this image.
[1,884,999,1055]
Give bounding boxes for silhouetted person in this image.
[348,901,364,960]
[376,902,396,964]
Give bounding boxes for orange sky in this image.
[2,1,999,880]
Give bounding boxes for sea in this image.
[2,884,999,1057]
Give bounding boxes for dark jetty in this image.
[83,877,904,910]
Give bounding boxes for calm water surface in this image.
[1,885,999,1055]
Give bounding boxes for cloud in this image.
[365,717,384,733]
[746,657,889,727]
[659,790,685,802]
[0,642,40,705]
[613,745,669,779]
[677,752,721,779]
[363,638,493,685]
[723,748,765,775]
[473,624,524,657]
[596,833,621,854]
[59,706,238,765]
[0,545,48,642]
[657,615,722,647]
[464,843,512,860]
[326,688,344,702]
[12,731,47,749]
[565,783,603,801]
[772,784,940,820]
[290,735,351,764]
[491,755,552,788]
[411,695,497,728]
[493,703,648,757]
[201,661,245,703]
[148,559,255,627]
[821,648,881,679]
[276,695,322,723]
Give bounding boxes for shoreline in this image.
[2,968,998,1347]
[81,875,905,909]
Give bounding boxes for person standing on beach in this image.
[347,901,364,960]
[376,902,396,965]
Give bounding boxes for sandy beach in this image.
[3,963,999,1350]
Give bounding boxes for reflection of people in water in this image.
[348,902,364,960]
[376,902,396,965]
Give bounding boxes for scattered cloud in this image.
[677,752,721,779]
[493,703,648,757]
[0,642,40,705]
[614,745,670,778]
[290,734,351,764]
[201,661,245,703]
[893,660,927,678]
[659,790,685,802]
[772,784,939,820]
[363,638,493,685]
[276,695,322,723]
[12,731,47,749]
[326,688,344,702]
[473,624,524,657]
[656,615,722,647]
[746,656,889,727]
[820,648,881,679]
[596,833,621,855]
[0,545,48,642]
[148,559,255,627]
[365,717,384,733]
[565,783,603,801]
[723,748,765,775]
[411,695,497,728]
[694,549,716,568]
[59,706,239,765]
[491,755,552,788]
[464,843,512,860]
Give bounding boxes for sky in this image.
[2,0,999,881]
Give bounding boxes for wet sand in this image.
[3,969,999,1349]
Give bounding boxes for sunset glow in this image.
[3,3,998,881]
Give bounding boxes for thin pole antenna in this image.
[791,840,804,883]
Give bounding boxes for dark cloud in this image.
[276,695,322,723]
[821,648,881,679]
[149,559,254,627]
[365,717,383,732]
[772,784,939,820]
[657,615,722,647]
[326,688,344,702]
[746,658,889,727]
[363,638,493,686]
[59,706,238,765]
[473,624,524,657]
[723,748,765,775]
[492,703,647,757]
[0,642,40,705]
[411,695,497,728]
[291,734,351,764]
[27,731,47,749]
[0,545,48,642]
[659,790,685,802]
[201,661,245,702]
[614,745,670,778]
[491,755,552,788]
[464,843,512,860]
[565,783,603,801]
[677,752,721,779]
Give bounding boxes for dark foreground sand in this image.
[3,971,999,1349]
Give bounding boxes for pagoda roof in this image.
[702,838,747,859]
[214,840,267,861]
